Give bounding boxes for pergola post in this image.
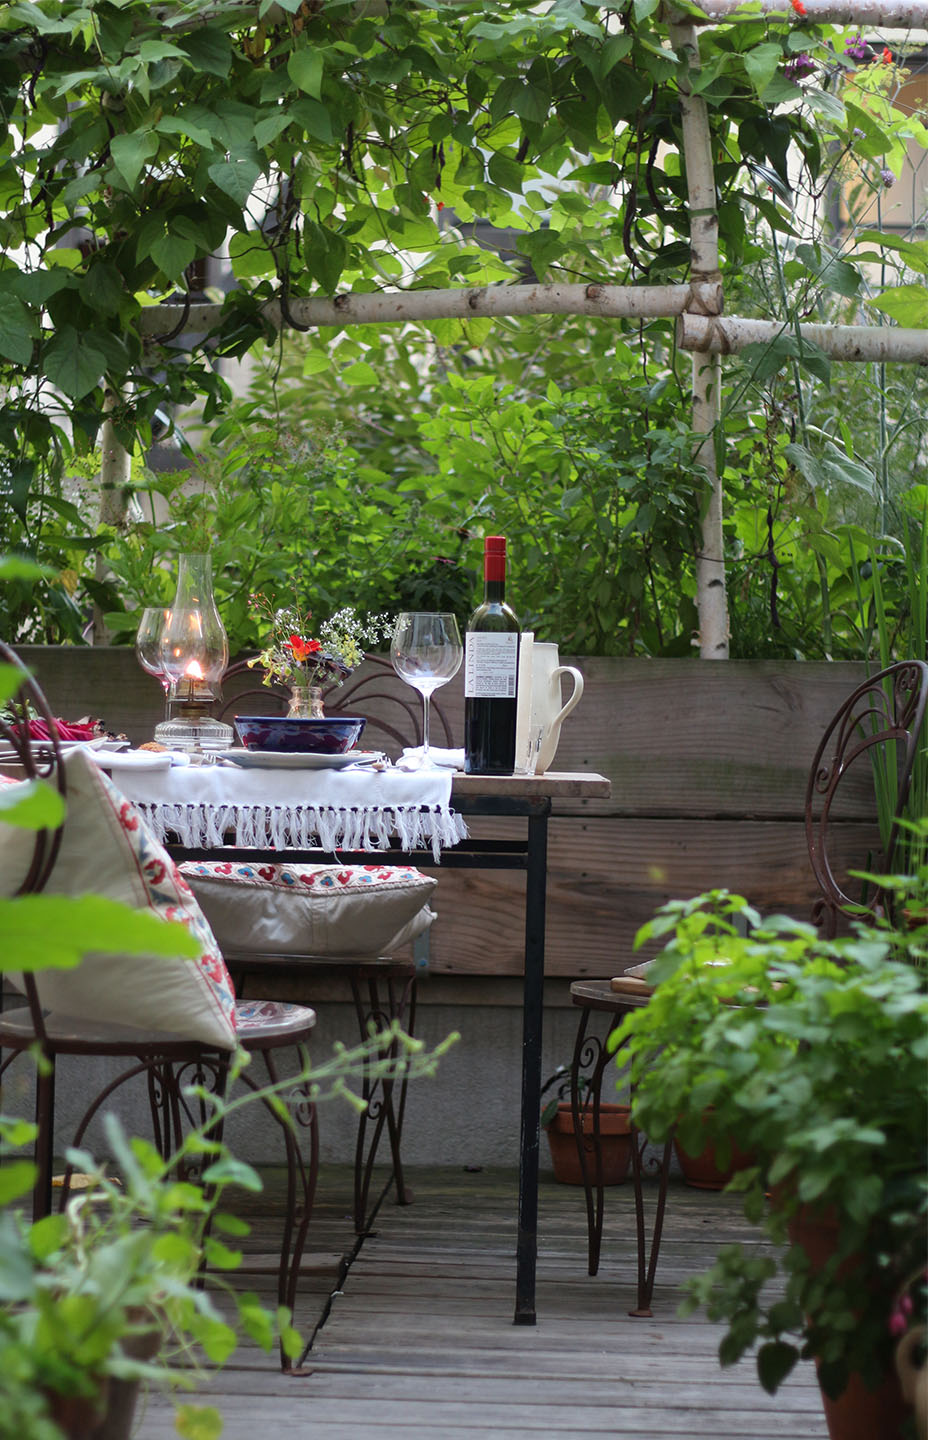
[669,17,728,659]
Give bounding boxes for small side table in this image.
[569,979,674,1316]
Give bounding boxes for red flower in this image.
[882,46,893,63]
[437,201,445,210]
[790,0,807,13]
[287,634,321,662]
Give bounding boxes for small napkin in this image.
[88,749,182,771]
[398,746,464,771]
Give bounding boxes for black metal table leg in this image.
[514,809,548,1326]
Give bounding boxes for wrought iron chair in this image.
[207,654,452,1234]
[566,659,928,1315]
[0,641,319,1368]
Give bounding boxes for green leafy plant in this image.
[0,1021,455,1440]
[614,883,928,1402]
[1,3,925,661]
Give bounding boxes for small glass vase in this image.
[287,685,325,719]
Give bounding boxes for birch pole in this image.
[139,281,723,335]
[669,18,729,659]
[677,313,928,363]
[94,390,131,643]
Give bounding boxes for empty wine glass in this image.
[135,607,172,709]
[391,612,462,770]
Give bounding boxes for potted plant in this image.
[0,1106,301,1440]
[613,874,928,1440]
[540,1066,632,1187]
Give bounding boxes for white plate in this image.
[218,749,382,770]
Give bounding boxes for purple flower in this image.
[785,52,816,80]
[880,168,895,188]
[844,33,869,61]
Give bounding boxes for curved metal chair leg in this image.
[629,1122,673,1317]
[240,1044,318,1369]
[350,970,416,1234]
[569,1006,599,1274]
[34,1062,56,1222]
[569,1002,674,1314]
[56,1056,229,1210]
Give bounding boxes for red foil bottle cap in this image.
[484,535,506,582]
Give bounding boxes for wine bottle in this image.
[464,535,521,775]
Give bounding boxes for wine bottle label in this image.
[464,633,519,698]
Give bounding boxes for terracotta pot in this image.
[544,1102,632,1186]
[895,1325,927,1440]
[44,1325,162,1440]
[786,1204,913,1440]
[674,1131,755,1190]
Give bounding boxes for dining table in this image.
[104,750,612,1326]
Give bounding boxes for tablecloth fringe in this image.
[136,800,468,863]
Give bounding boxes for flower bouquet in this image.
[248,594,391,715]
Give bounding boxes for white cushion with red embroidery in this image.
[179,860,437,958]
[0,748,237,1049]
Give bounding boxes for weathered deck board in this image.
[133,1166,828,1440]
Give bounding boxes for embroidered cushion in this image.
[0,749,237,1049]
[179,860,437,958]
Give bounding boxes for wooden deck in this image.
[134,1166,828,1439]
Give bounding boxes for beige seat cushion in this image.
[179,860,437,958]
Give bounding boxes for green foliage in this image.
[0,1014,457,1437]
[616,881,928,1397]
[0,2,924,658]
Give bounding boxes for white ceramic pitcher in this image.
[525,641,584,775]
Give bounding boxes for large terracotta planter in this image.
[673,1111,755,1190]
[786,1205,912,1440]
[544,1101,632,1186]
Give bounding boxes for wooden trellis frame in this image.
[128,1,928,659]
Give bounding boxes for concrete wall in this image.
[2,978,604,1175]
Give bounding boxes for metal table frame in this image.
[167,770,610,1326]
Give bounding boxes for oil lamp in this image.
[153,554,233,754]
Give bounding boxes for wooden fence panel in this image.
[17,649,878,978]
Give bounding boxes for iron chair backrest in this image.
[0,641,67,897]
[0,641,69,1043]
[805,659,928,936]
[219,652,455,753]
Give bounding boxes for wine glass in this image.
[391,612,462,769]
[135,607,172,710]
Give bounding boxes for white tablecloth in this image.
[108,761,468,861]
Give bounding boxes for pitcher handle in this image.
[551,665,584,727]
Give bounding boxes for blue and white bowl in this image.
[233,714,366,755]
